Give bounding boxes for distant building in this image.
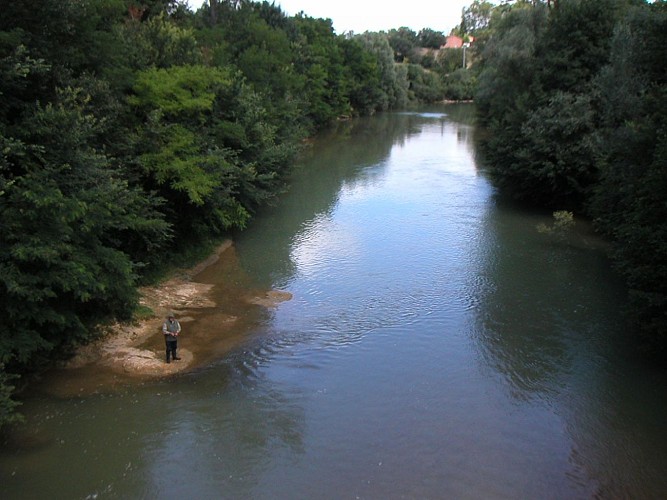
[442,35,463,49]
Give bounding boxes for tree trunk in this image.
[209,0,218,25]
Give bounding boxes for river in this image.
[1,104,666,499]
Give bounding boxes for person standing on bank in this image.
[163,312,182,363]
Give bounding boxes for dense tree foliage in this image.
[356,32,411,110]
[0,0,454,427]
[591,1,667,359]
[417,28,446,49]
[459,0,496,38]
[475,0,667,360]
[387,28,419,62]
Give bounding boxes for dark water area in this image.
[1,104,666,499]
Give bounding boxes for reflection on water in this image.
[474,204,608,398]
[2,104,666,499]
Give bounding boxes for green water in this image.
[2,104,665,499]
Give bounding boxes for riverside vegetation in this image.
[473,0,667,363]
[1,0,665,428]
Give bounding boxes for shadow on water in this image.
[0,359,307,499]
[472,201,626,400]
[470,191,667,495]
[133,363,306,499]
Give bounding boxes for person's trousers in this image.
[165,339,178,362]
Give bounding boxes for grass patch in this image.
[133,304,156,321]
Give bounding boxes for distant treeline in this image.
[473,0,667,362]
[0,0,470,426]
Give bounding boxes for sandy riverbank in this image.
[62,240,292,381]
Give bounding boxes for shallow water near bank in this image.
[2,104,666,499]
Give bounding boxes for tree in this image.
[233,12,295,98]
[418,28,446,49]
[0,365,21,427]
[0,87,170,373]
[405,63,444,102]
[533,0,622,94]
[591,2,667,359]
[475,2,547,125]
[114,12,201,74]
[435,47,465,74]
[442,68,476,100]
[475,0,619,209]
[460,0,495,37]
[339,36,384,115]
[513,91,598,207]
[130,65,256,234]
[292,15,348,128]
[357,32,409,110]
[387,27,418,62]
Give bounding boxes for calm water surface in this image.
[2,104,666,499]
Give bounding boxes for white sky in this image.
[186,0,471,34]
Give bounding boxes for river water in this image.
[2,104,666,499]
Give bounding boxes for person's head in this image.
[168,312,175,320]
